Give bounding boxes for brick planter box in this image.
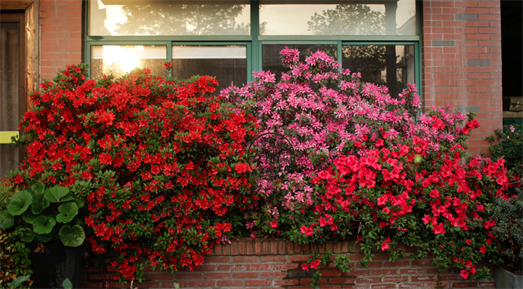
[82,239,496,288]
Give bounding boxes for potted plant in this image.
[0,183,85,288]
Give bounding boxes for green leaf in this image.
[61,195,75,202]
[44,186,69,203]
[33,215,56,234]
[56,202,79,223]
[36,232,54,242]
[22,210,38,224]
[31,193,50,214]
[73,198,85,209]
[62,278,73,289]
[30,183,45,195]
[59,224,85,247]
[21,228,35,243]
[0,210,14,229]
[7,190,33,216]
[7,275,30,288]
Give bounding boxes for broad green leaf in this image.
[33,215,56,234]
[20,228,35,243]
[36,232,54,242]
[22,210,38,224]
[31,193,50,215]
[7,191,33,216]
[61,195,75,202]
[73,198,85,209]
[56,202,78,223]
[44,186,69,203]
[59,224,85,247]
[8,275,30,288]
[62,278,73,289]
[0,210,14,229]
[30,183,45,195]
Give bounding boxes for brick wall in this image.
[39,0,82,82]
[82,240,496,289]
[422,0,503,155]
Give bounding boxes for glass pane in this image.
[0,144,19,181]
[172,45,247,93]
[0,23,19,131]
[90,0,250,36]
[262,44,337,80]
[260,1,416,35]
[91,45,166,80]
[342,45,415,97]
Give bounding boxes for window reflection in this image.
[260,1,416,36]
[172,45,247,94]
[90,45,166,80]
[342,45,415,97]
[262,44,337,81]
[89,0,250,36]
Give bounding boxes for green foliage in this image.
[486,124,523,177]
[0,184,86,248]
[490,186,523,273]
[0,184,33,288]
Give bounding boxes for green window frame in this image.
[84,0,422,95]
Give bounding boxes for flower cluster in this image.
[4,64,257,282]
[222,48,517,281]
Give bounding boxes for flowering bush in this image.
[3,64,257,282]
[222,48,517,282]
[487,124,523,274]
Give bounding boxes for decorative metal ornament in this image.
[246,132,295,180]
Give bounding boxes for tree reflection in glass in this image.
[114,2,251,36]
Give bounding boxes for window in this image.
[86,0,420,94]
[0,13,25,180]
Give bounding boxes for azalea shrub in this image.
[222,48,517,282]
[3,64,258,282]
[487,124,523,274]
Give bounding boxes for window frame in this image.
[84,0,422,93]
[0,13,26,144]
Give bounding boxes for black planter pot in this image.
[494,266,523,289]
[30,239,82,289]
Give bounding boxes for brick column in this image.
[422,0,502,155]
[40,0,83,82]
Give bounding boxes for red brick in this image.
[245,279,271,286]
[289,255,310,262]
[216,280,243,287]
[412,275,436,282]
[356,277,382,283]
[425,282,450,289]
[478,281,496,287]
[162,281,186,288]
[272,263,299,270]
[274,279,300,286]
[232,256,258,263]
[400,268,424,274]
[398,284,424,289]
[204,272,230,279]
[439,274,462,281]
[348,269,371,276]
[192,264,214,271]
[452,282,479,288]
[176,273,202,279]
[134,281,160,288]
[188,281,215,287]
[371,284,396,289]
[301,278,328,285]
[232,272,258,278]
[261,256,286,262]
[371,268,397,275]
[204,256,230,263]
[146,273,173,280]
[329,277,356,284]
[383,276,409,282]
[261,271,287,278]
[321,270,343,277]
